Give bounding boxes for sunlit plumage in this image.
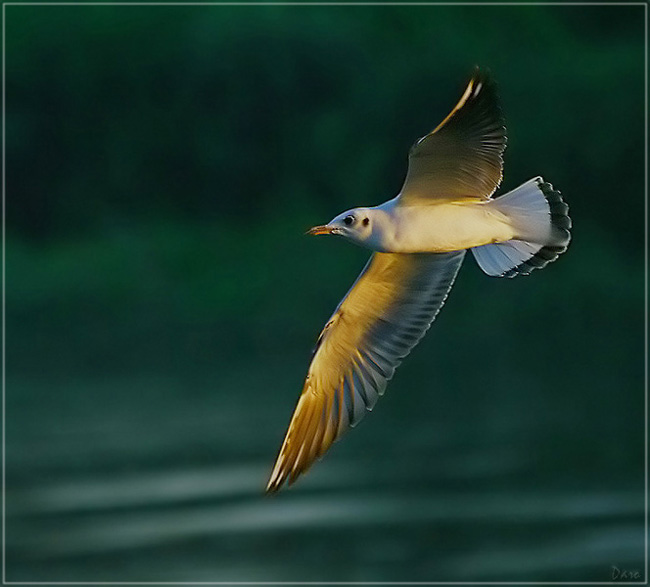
[267,68,571,493]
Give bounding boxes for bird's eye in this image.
[343,215,355,226]
[362,217,370,226]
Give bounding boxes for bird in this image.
[266,68,571,493]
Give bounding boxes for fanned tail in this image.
[472,177,571,278]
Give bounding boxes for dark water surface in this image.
[6,274,646,582]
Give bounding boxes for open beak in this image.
[306,224,334,236]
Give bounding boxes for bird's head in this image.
[307,208,378,248]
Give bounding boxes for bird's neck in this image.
[364,199,400,252]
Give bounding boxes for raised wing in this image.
[266,250,466,492]
[398,68,507,204]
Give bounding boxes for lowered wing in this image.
[266,250,465,492]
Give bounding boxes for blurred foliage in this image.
[5,4,645,245]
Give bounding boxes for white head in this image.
[307,207,388,251]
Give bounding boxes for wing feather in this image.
[398,68,507,204]
[266,250,465,492]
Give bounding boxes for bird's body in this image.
[266,69,571,493]
[355,197,516,253]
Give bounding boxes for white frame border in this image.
[1,2,647,585]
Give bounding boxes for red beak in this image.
[306,225,334,236]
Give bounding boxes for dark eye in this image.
[362,217,370,226]
[343,215,355,226]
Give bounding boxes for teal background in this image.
[4,4,646,582]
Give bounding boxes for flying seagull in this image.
[266,68,571,493]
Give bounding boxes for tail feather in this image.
[472,177,571,278]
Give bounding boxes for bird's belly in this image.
[389,202,515,253]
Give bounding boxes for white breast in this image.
[377,200,516,254]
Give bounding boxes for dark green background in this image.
[5,3,646,582]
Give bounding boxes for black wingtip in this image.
[467,66,498,98]
[470,65,492,80]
